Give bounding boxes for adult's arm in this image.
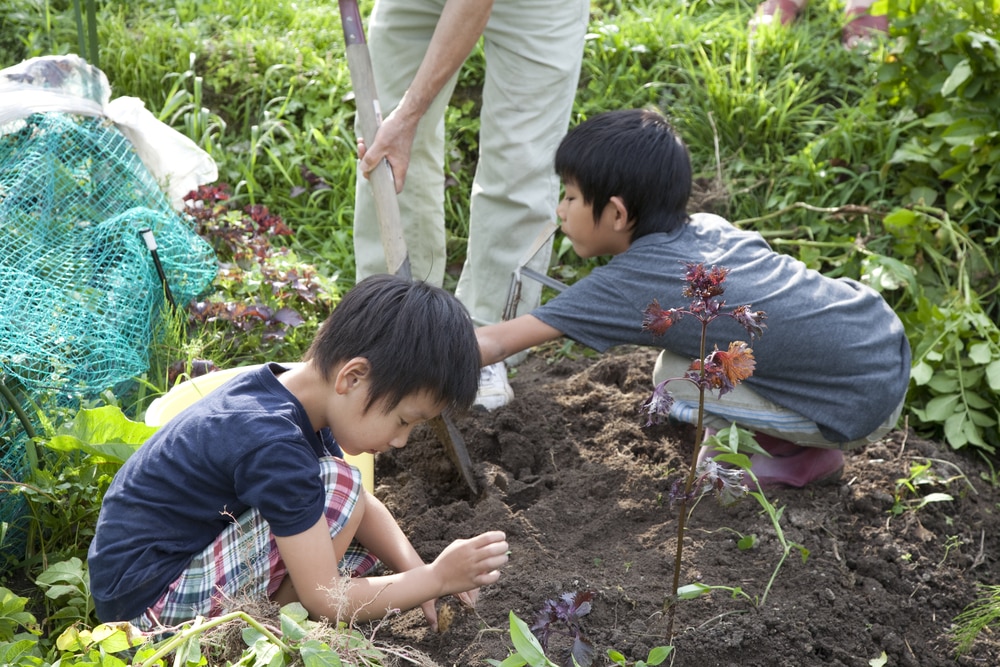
[476,314,564,367]
[357,0,494,191]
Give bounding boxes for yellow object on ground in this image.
[144,364,375,492]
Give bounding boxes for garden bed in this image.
[373,347,1000,667]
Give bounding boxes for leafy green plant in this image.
[0,587,39,642]
[6,407,155,576]
[871,0,1000,454]
[0,588,398,667]
[0,586,44,667]
[882,205,1000,454]
[34,558,94,636]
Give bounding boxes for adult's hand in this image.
[357,0,494,194]
[356,110,419,193]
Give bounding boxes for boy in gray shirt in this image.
[476,109,910,488]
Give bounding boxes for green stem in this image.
[137,612,292,667]
[0,376,39,470]
[746,470,795,608]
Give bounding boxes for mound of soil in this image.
[373,347,1000,667]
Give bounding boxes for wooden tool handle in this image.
[339,0,411,279]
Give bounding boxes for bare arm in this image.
[358,0,494,191]
[477,314,564,367]
[275,505,507,625]
[351,490,445,627]
[353,490,423,573]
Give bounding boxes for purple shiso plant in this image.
[639,262,767,640]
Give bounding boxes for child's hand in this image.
[420,599,439,630]
[432,530,508,595]
[455,588,480,608]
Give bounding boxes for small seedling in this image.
[607,645,673,666]
[890,459,955,516]
[717,525,759,551]
[640,263,772,640]
[530,591,596,667]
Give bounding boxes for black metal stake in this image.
[139,228,177,310]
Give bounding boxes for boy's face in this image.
[556,181,630,259]
[332,384,446,458]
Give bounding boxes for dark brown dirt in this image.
[371,346,1000,667]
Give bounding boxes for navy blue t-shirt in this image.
[88,363,342,621]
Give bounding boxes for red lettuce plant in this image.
[640,263,766,640]
[178,184,339,365]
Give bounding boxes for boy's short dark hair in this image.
[305,274,479,414]
[555,108,691,239]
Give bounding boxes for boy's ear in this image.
[334,357,371,395]
[608,196,634,232]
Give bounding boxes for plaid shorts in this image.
[130,457,379,631]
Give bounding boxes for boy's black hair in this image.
[305,274,479,414]
[554,108,692,239]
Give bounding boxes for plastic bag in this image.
[0,54,217,209]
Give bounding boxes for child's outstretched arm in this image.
[477,314,562,367]
[274,508,508,626]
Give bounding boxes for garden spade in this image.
[339,0,478,493]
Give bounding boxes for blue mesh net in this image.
[0,111,217,552]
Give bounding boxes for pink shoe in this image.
[696,432,844,489]
[749,0,804,33]
[842,7,889,49]
[748,446,844,489]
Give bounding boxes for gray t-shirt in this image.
[533,213,911,443]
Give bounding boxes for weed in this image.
[953,584,1000,657]
[890,459,957,516]
[607,644,672,667]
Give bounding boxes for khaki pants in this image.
[353,0,589,326]
[653,350,903,450]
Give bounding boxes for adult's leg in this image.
[353,0,458,286]
[455,0,589,327]
[749,0,809,32]
[842,0,889,49]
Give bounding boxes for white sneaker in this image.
[474,361,514,411]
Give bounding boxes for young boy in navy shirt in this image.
[89,274,508,631]
[476,109,910,488]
